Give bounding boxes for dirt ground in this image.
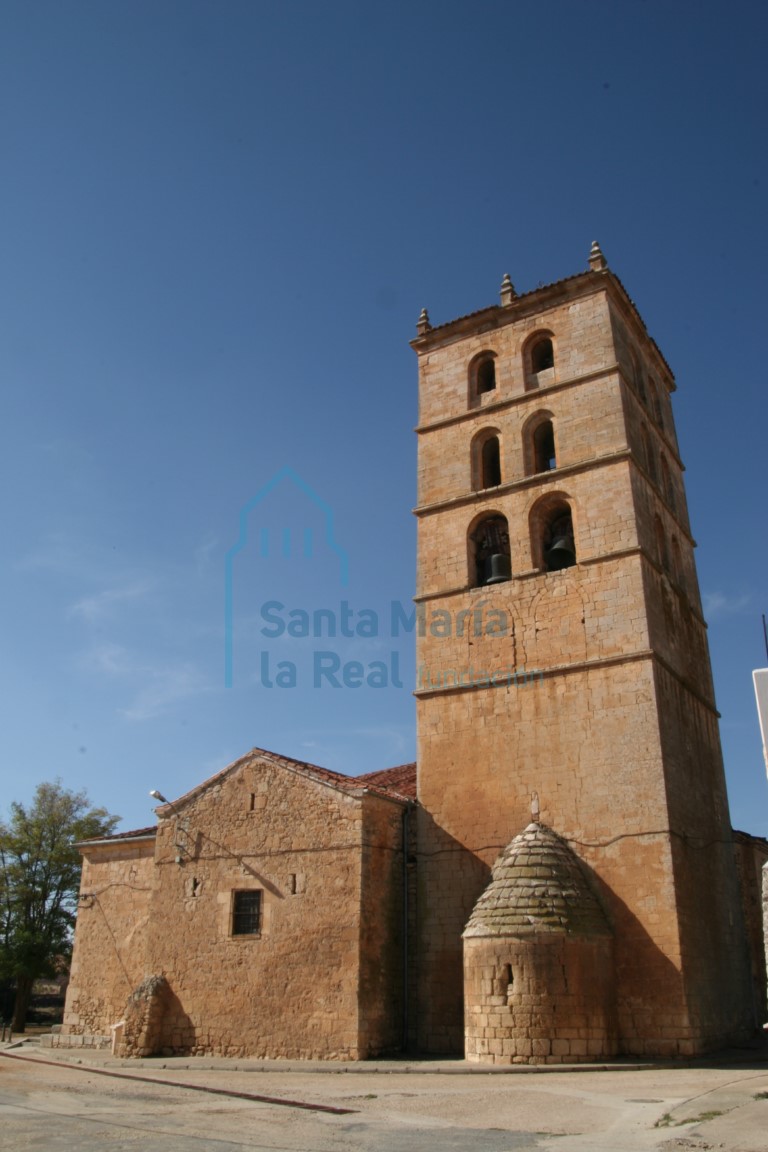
[1,1040,767,1152]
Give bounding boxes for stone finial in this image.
[500,273,517,306]
[416,307,432,335]
[589,240,607,271]
[531,790,540,822]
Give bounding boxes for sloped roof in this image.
[105,825,157,840]
[356,761,416,799]
[733,828,768,847]
[463,822,612,939]
[76,824,158,847]
[157,746,415,814]
[79,751,416,848]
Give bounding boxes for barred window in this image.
[232,890,262,936]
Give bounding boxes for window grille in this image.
[232,890,262,935]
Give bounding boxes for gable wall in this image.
[144,758,368,1058]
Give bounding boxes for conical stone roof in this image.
[463,822,612,939]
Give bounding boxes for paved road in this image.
[1,1044,767,1151]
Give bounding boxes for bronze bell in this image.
[545,536,576,571]
[485,553,511,584]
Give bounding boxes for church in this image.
[59,244,768,1062]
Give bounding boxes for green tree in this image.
[0,780,119,1031]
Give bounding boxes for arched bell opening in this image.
[631,350,647,406]
[660,453,675,511]
[471,428,502,491]
[523,410,557,477]
[650,377,664,427]
[468,351,498,407]
[470,513,511,588]
[671,535,683,587]
[530,496,577,573]
[641,424,657,484]
[533,421,556,473]
[477,357,496,393]
[531,337,554,372]
[524,331,556,391]
[482,436,501,488]
[544,510,576,571]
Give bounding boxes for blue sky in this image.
[1,0,767,835]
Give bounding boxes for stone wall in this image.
[62,835,155,1039]
[412,267,753,1056]
[64,752,409,1060]
[144,756,368,1058]
[733,832,768,1025]
[118,974,170,1058]
[464,936,616,1064]
[463,823,617,1064]
[358,797,409,1056]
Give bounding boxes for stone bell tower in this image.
[411,244,752,1057]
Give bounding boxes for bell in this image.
[485,553,511,584]
[545,537,576,571]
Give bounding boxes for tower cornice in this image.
[411,267,674,390]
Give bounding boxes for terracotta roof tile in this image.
[356,762,417,799]
[152,746,414,814]
[100,825,156,839]
[77,825,157,846]
[85,751,417,847]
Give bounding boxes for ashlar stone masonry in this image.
[61,244,767,1061]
